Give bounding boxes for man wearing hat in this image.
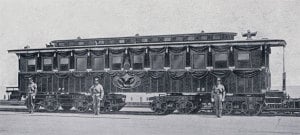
[89,77,104,115]
[211,77,226,118]
[27,77,37,113]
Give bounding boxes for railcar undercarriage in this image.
[148,91,300,115]
[25,93,126,113]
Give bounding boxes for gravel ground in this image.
[0,106,300,135]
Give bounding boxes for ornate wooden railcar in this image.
[8,31,289,114]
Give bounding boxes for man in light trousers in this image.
[211,78,226,118]
[89,77,104,115]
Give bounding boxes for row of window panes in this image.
[25,52,251,72]
[57,35,231,46]
[138,35,220,42]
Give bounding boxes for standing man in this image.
[211,78,226,118]
[27,77,37,113]
[89,77,104,115]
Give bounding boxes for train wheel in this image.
[241,102,262,116]
[223,102,233,115]
[150,100,158,112]
[150,100,168,115]
[75,100,89,113]
[241,102,249,115]
[167,109,176,114]
[190,107,201,114]
[176,101,194,114]
[156,102,168,114]
[44,97,59,112]
[109,104,119,112]
[189,102,202,114]
[250,102,263,116]
[61,105,73,111]
[166,102,176,114]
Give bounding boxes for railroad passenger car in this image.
[8,31,291,114]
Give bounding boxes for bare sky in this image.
[0,0,299,97]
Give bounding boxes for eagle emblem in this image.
[113,73,141,89]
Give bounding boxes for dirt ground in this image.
[0,106,299,135]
